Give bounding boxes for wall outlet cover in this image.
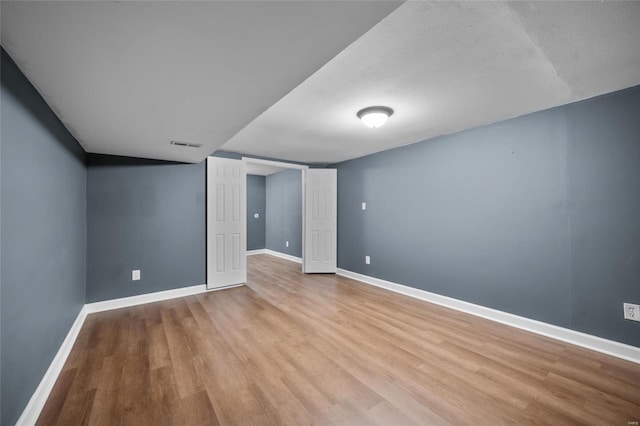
[286,241,289,247]
[362,202,367,210]
[365,255,371,265]
[623,303,640,321]
[132,270,141,281]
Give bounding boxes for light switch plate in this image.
[132,270,141,281]
[362,202,367,210]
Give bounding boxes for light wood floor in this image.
[39,254,640,425]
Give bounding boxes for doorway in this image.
[245,157,306,265]
[206,156,336,290]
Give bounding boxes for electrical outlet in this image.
[132,270,141,281]
[623,303,640,321]
[286,241,289,247]
[365,256,371,265]
[362,202,367,210]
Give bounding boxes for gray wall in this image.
[566,88,640,345]
[266,169,302,257]
[86,154,205,302]
[247,175,266,250]
[334,85,640,347]
[1,49,87,426]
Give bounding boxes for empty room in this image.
[2,1,640,425]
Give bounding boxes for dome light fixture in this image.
[357,106,393,128]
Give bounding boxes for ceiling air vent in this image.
[170,140,202,148]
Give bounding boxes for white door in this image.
[207,157,247,289]
[303,169,337,273]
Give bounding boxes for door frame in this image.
[242,157,309,270]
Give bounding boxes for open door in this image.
[207,157,247,289]
[303,169,337,273]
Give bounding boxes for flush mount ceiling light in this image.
[357,106,393,128]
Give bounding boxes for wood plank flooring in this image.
[39,254,640,425]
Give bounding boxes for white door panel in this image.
[207,157,246,289]
[304,169,337,273]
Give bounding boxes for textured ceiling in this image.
[3,1,640,165]
[1,1,402,163]
[222,1,640,164]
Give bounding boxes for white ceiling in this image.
[0,1,401,163]
[3,2,640,166]
[222,1,640,164]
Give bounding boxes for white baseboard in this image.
[337,268,640,364]
[85,284,208,314]
[16,305,89,426]
[247,249,266,255]
[264,249,302,264]
[17,281,248,423]
[206,283,245,292]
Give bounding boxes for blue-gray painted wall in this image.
[334,85,640,347]
[566,88,640,345]
[86,154,205,302]
[86,153,304,303]
[266,170,302,258]
[247,174,266,250]
[1,49,87,426]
